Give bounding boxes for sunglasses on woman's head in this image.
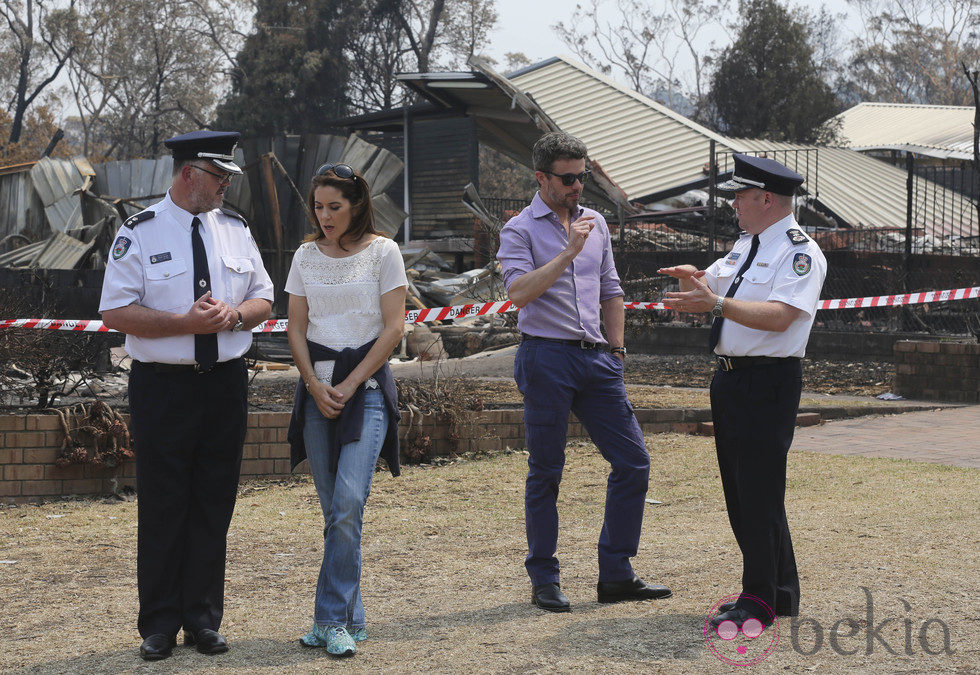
[543,169,591,186]
[315,163,357,180]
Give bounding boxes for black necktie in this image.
[708,234,760,353]
[191,216,218,370]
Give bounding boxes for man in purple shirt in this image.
[497,132,672,612]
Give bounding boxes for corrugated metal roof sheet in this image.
[0,231,95,269]
[735,139,977,238]
[508,57,975,237]
[832,102,976,160]
[29,157,85,206]
[0,168,46,240]
[92,156,175,218]
[28,157,89,233]
[509,55,741,201]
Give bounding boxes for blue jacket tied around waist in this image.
[287,339,401,477]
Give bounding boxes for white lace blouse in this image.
[285,237,407,387]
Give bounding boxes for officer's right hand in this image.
[184,292,234,334]
[564,215,595,257]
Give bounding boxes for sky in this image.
[483,0,863,84]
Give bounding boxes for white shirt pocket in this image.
[143,258,189,311]
[221,255,255,306]
[740,265,776,302]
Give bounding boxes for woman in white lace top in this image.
[285,163,407,656]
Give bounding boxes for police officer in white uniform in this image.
[99,130,274,661]
[660,153,826,631]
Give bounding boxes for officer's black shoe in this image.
[139,633,176,661]
[597,575,672,603]
[710,607,773,629]
[718,596,797,616]
[532,583,571,612]
[184,629,229,654]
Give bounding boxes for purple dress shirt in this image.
[497,192,624,344]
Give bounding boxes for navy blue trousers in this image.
[129,359,248,638]
[710,360,802,619]
[514,340,650,586]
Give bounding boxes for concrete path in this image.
[791,404,980,468]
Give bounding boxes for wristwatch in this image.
[610,346,627,357]
[711,296,725,318]
[231,310,245,332]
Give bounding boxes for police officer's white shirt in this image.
[704,214,827,358]
[99,190,275,364]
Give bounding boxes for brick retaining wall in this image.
[0,409,707,504]
[893,340,980,403]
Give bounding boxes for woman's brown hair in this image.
[304,167,378,250]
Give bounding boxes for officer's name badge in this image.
[149,252,172,264]
[111,236,132,260]
[793,253,812,276]
[756,262,769,267]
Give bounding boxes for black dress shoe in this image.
[139,633,176,661]
[597,575,672,603]
[718,599,796,616]
[184,629,229,654]
[532,583,571,612]
[710,607,773,628]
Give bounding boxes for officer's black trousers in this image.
[129,359,248,638]
[710,359,802,620]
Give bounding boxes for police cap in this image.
[716,153,804,196]
[164,130,243,175]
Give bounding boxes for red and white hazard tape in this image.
[1,287,977,333]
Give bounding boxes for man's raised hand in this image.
[565,215,596,256]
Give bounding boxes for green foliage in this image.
[706,0,841,144]
[213,0,355,135]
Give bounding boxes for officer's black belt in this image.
[716,355,800,371]
[521,333,605,350]
[136,357,244,374]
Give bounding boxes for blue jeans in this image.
[304,388,387,628]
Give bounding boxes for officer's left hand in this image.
[664,275,717,314]
[203,296,237,331]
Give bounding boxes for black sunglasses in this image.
[315,163,358,180]
[543,169,591,186]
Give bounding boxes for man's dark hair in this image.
[532,132,588,172]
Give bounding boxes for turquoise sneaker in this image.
[347,626,367,642]
[325,626,356,656]
[299,624,328,648]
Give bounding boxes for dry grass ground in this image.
[466,380,903,410]
[1,434,977,674]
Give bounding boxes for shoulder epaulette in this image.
[220,207,249,227]
[123,210,154,229]
[786,229,808,245]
